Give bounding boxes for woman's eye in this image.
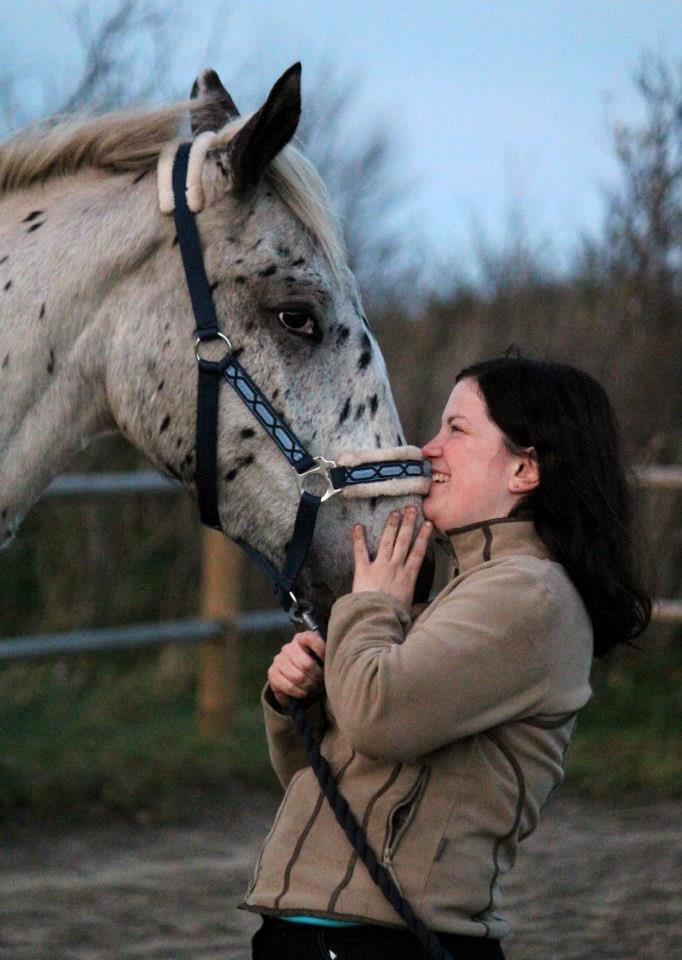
[277,309,316,337]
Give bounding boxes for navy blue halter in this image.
[171,141,429,616]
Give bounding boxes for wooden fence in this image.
[1,464,680,734]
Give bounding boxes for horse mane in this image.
[0,100,347,277]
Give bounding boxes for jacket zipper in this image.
[380,766,430,893]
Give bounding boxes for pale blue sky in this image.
[2,0,681,285]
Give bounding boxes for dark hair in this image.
[455,348,652,658]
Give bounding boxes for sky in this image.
[1,0,681,287]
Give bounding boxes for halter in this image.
[167,140,430,620]
[162,140,454,960]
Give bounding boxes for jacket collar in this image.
[439,514,551,577]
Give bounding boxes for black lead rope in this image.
[171,143,454,960]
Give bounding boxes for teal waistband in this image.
[278,914,364,928]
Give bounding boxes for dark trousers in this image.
[251,915,506,960]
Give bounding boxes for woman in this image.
[239,353,651,960]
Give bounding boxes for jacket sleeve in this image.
[260,681,328,790]
[324,562,554,760]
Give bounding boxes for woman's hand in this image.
[268,630,326,709]
[352,507,432,609]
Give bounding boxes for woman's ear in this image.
[512,448,540,491]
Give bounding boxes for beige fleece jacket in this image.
[238,517,594,940]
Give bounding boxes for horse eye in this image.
[277,309,316,337]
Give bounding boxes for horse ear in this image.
[222,62,301,194]
[190,68,240,136]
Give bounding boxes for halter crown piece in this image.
[159,142,454,960]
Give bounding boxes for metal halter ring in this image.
[194,331,232,364]
[295,455,340,503]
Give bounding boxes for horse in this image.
[0,62,425,620]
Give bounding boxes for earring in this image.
[513,481,519,489]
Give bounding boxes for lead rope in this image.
[167,141,454,960]
[288,692,454,960]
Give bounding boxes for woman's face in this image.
[420,377,537,532]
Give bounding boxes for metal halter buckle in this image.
[288,592,320,632]
[194,331,232,364]
[295,455,340,503]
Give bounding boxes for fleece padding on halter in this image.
[157,132,217,214]
[334,445,431,498]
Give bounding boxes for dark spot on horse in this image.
[369,394,378,417]
[291,257,306,266]
[158,380,165,391]
[354,403,366,421]
[265,191,273,198]
[2,353,9,369]
[234,258,244,264]
[160,414,171,433]
[358,350,372,370]
[276,246,290,257]
[244,319,255,331]
[163,323,169,331]
[272,388,279,400]
[258,264,277,277]
[225,467,239,482]
[47,349,55,373]
[22,210,44,222]
[360,332,372,350]
[336,325,350,347]
[132,170,149,184]
[39,303,45,319]
[338,397,351,425]
[369,497,378,512]
[165,462,181,480]
[27,221,44,233]
[209,281,219,292]
[228,236,238,244]
[163,338,171,348]
[250,238,263,250]
[375,433,382,448]
[396,433,404,446]
[172,236,179,247]
[4,281,12,292]
[175,437,182,448]
[183,451,194,466]
[240,427,256,438]
[284,275,296,283]
[0,256,7,265]
[235,275,246,284]
[239,454,255,468]
[232,347,244,359]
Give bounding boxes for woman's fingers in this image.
[390,507,419,564]
[352,523,370,566]
[375,510,401,561]
[405,519,433,572]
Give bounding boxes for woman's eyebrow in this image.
[446,414,470,426]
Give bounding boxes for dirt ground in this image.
[0,783,680,960]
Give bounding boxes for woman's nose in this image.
[421,436,441,458]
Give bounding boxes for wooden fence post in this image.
[197,529,242,736]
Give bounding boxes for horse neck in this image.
[0,169,164,444]
[0,170,167,547]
